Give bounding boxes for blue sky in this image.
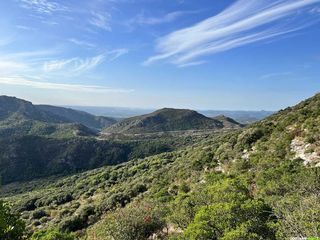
[0,0,320,110]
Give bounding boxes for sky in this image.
[0,0,320,110]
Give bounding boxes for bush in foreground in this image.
[0,200,26,240]
[31,229,75,240]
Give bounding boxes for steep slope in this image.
[0,96,67,123]
[0,96,115,138]
[0,136,133,184]
[37,105,116,130]
[3,94,320,239]
[104,108,227,134]
[0,132,200,184]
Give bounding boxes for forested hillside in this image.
[0,134,198,184]
[1,93,320,239]
[105,108,241,134]
[37,105,116,130]
[0,96,116,138]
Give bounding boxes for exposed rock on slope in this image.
[291,137,320,166]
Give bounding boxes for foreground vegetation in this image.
[2,94,320,239]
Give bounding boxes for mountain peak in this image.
[104,108,240,134]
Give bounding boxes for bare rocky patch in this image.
[291,137,320,167]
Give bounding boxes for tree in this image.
[0,200,26,240]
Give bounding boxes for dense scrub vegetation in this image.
[0,119,98,139]
[2,93,320,239]
[0,134,198,184]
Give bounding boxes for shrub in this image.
[0,200,26,240]
[32,209,48,219]
[31,229,75,240]
[176,177,276,239]
[88,201,166,240]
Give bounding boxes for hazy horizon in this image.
[0,93,311,112]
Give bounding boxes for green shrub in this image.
[88,201,166,240]
[177,177,276,239]
[31,229,75,240]
[0,200,26,240]
[32,209,48,219]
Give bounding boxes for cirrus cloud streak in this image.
[20,0,68,14]
[145,0,320,67]
[0,76,134,93]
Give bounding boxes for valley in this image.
[0,96,240,184]
[1,93,320,239]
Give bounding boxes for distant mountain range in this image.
[37,105,116,130]
[104,108,242,134]
[200,110,274,124]
[66,106,273,124]
[0,96,242,183]
[0,96,244,137]
[0,96,116,138]
[66,106,154,120]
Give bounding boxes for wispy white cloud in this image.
[20,0,68,14]
[0,50,57,74]
[41,20,59,25]
[43,55,105,72]
[0,47,131,94]
[0,48,128,90]
[177,61,207,68]
[260,71,293,79]
[43,58,77,71]
[131,10,197,26]
[68,38,95,48]
[0,47,127,80]
[2,49,58,59]
[16,25,36,31]
[145,0,320,67]
[0,60,28,73]
[0,76,134,93]
[43,49,128,73]
[89,11,112,31]
[106,49,129,62]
